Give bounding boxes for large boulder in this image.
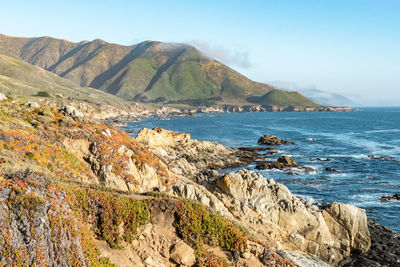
[170,241,196,266]
[324,202,370,253]
[62,105,84,120]
[258,134,295,145]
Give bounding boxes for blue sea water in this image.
[125,107,400,232]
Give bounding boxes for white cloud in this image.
[190,40,251,68]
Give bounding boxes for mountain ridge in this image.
[0,33,320,108]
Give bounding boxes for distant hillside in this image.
[0,53,130,108]
[0,33,320,108]
[298,89,354,107]
[248,90,320,108]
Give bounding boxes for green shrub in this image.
[35,91,51,97]
[175,200,247,254]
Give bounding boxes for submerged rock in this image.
[256,155,316,174]
[379,193,400,202]
[256,155,299,170]
[368,155,397,162]
[258,134,295,145]
[325,167,337,172]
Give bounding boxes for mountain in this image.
[0,52,130,109]
[0,33,320,108]
[268,81,353,107]
[298,89,354,107]
[248,90,319,108]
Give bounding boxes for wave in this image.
[365,129,400,134]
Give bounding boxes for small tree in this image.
[35,91,51,97]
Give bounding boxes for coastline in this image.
[102,104,353,125]
[2,98,398,266]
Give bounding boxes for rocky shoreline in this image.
[102,104,353,125]
[1,99,397,267]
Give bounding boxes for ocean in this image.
[125,107,400,232]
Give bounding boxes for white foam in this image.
[365,129,400,134]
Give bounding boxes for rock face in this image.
[258,134,295,145]
[0,174,88,266]
[172,169,370,265]
[136,127,244,177]
[340,219,400,267]
[214,170,370,263]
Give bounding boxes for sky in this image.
[1,0,399,106]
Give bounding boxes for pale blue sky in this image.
[1,0,399,106]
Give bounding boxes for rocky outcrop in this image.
[171,168,370,265]
[135,127,371,264]
[258,134,295,145]
[136,127,245,177]
[379,193,400,202]
[0,173,89,266]
[256,155,317,174]
[1,101,369,266]
[62,105,84,120]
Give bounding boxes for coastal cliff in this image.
[0,98,395,266]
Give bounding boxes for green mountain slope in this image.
[0,53,130,108]
[248,90,320,108]
[0,33,320,108]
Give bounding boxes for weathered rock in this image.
[101,128,112,137]
[62,105,84,119]
[208,169,370,264]
[170,241,196,266]
[0,177,88,266]
[258,134,295,145]
[277,156,299,166]
[379,193,400,202]
[255,156,318,175]
[278,250,333,267]
[340,219,400,267]
[0,93,7,101]
[27,102,40,108]
[136,127,244,177]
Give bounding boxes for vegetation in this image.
[66,187,150,248]
[0,53,131,110]
[175,200,247,254]
[248,90,320,108]
[0,99,294,266]
[0,34,322,108]
[35,90,51,97]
